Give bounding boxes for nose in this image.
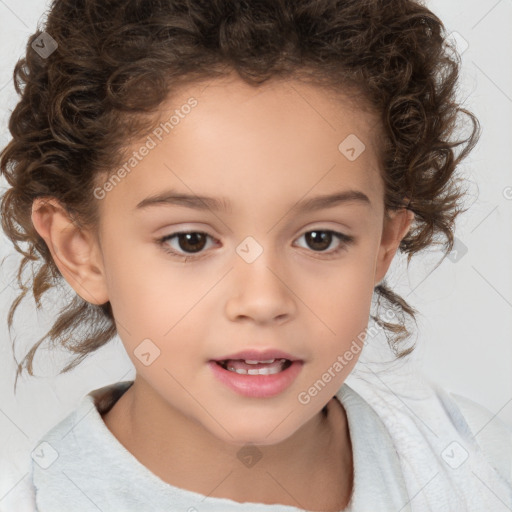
[225,246,296,325]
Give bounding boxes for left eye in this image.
[157,229,354,260]
[295,230,353,255]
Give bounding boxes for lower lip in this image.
[208,360,303,398]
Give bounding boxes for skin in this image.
[31,74,413,511]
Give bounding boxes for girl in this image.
[1,0,511,510]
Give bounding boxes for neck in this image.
[102,376,353,511]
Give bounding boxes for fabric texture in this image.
[8,369,512,511]
[347,366,512,511]
[28,380,410,511]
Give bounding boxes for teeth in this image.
[228,364,284,375]
[219,358,291,375]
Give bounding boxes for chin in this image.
[228,433,293,448]
[204,416,303,448]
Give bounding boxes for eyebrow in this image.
[135,189,371,213]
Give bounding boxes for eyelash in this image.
[156,229,355,262]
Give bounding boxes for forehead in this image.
[97,74,384,218]
[165,73,381,153]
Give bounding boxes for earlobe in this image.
[374,208,414,286]
[31,198,109,305]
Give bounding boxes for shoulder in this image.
[346,367,512,486]
[28,381,134,510]
[448,391,512,485]
[32,379,134,460]
[0,469,37,512]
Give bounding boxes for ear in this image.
[374,207,414,286]
[31,197,109,305]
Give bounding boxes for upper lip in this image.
[211,349,301,362]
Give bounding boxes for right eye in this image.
[157,231,218,261]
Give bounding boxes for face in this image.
[36,74,411,446]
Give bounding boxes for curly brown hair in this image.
[1,0,480,390]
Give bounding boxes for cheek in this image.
[309,250,377,331]
[101,237,213,363]
[101,232,184,321]
[303,249,378,380]
[298,267,375,407]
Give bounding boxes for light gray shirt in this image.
[13,369,512,511]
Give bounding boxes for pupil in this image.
[179,233,206,253]
[306,231,331,251]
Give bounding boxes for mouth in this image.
[214,358,293,375]
[208,352,303,398]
